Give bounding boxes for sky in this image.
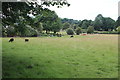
[47,0,119,21]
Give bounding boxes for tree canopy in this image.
[2,1,70,37]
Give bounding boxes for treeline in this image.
[1,2,120,37]
[61,14,120,34]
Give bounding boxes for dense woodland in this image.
[1,2,120,37]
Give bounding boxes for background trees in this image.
[93,14,104,31]
[66,28,74,35]
[103,17,115,31]
[62,22,71,30]
[78,19,92,29]
[2,1,120,37]
[93,14,115,31]
[75,27,82,35]
[117,26,120,34]
[87,26,94,34]
[115,16,120,30]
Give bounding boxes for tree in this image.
[115,16,120,30]
[75,27,82,35]
[103,17,115,31]
[79,19,92,29]
[24,25,38,37]
[2,26,7,37]
[2,2,30,36]
[6,26,16,37]
[93,14,104,31]
[61,18,79,25]
[51,18,62,34]
[66,28,74,35]
[71,24,79,30]
[37,23,43,33]
[62,22,71,30]
[117,26,120,34]
[87,26,94,34]
[2,1,70,36]
[38,10,62,34]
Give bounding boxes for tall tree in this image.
[117,26,120,34]
[115,16,120,30]
[103,17,115,31]
[75,27,82,35]
[93,14,104,31]
[79,19,92,29]
[51,18,62,34]
[62,22,71,30]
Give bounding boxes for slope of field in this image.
[2,34,118,78]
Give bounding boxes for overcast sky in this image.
[47,0,119,21]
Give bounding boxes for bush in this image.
[66,28,74,35]
[87,26,94,34]
[117,26,120,34]
[75,27,82,35]
[95,31,118,34]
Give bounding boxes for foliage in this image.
[66,28,74,35]
[6,26,16,37]
[115,16,120,29]
[87,26,94,34]
[75,27,82,35]
[117,26,120,34]
[93,14,115,31]
[62,22,71,30]
[39,10,62,33]
[51,18,62,33]
[2,1,70,37]
[79,20,92,29]
[93,14,104,31]
[25,25,38,37]
[61,18,79,24]
[2,26,7,37]
[103,17,115,31]
[37,23,43,33]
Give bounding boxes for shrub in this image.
[117,26,120,34]
[66,28,74,35]
[87,26,94,34]
[75,27,82,35]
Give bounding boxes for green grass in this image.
[2,34,118,78]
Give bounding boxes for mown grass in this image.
[2,34,118,78]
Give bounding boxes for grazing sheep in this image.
[25,39,29,42]
[70,35,74,38]
[9,38,14,42]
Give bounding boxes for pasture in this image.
[2,34,118,78]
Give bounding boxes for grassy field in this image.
[2,34,118,78]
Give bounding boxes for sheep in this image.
[9,38,14,42]
[25,39,29,42]
[70,35,74,38]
